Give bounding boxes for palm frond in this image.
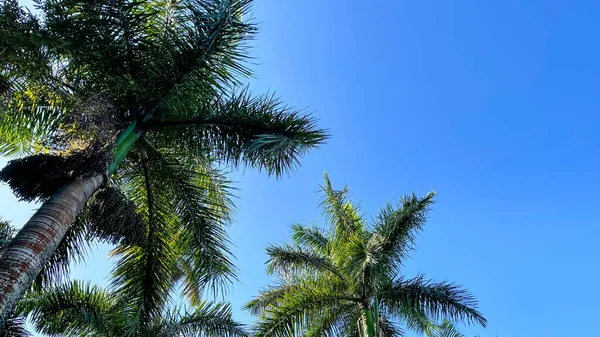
[265,244,343,279]
[290,223,331,255]
[304,303,357,337]
[86,187,147,247]
[0,315,31,337]
[378,316,404,337]
[250,279,354,337]
[110,158,179,326]
[147,89,328,177]
[40,0,255,111]
[19,281,113,337]
[141,140,236,295]
[156,302,248,337]
[381,275,487,327]
[244,283,294,317]
[0,98,65,156]
[425,320,464,337]
[319,172,363,239]
[110,232,179,330]
[152,0,256,104]
[369,192,436,268]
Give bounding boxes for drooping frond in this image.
[369,192,436,268]
[155,302,249,337]
[140,140,236,295]
[380,275,487,327]
[19,281,113,337]
[110,157,179,327]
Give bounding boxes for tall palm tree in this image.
[0,0,327,330]
[245,173,486,337]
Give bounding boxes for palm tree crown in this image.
[0,0,327,328]
[246,173,486,337]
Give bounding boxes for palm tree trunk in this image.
[0,121,142,332]
[0,174,104,330]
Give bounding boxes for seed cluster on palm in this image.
[246,173,486,337]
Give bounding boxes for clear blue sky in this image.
[3,0,600,336]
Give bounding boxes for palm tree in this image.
[20,280,247,337]
[245,173,486,337]
[0,0,327,330]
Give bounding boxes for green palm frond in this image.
[39,0,255,110]
[151,0,256,103]
[370,192,436,268]
[251,284,353,337]
[155,302,248,337]
[110,217,179,328]
[377,316,404,337]
[110,159,179,326]
[0,315,31,337]
[19,281,113,337]
[266,244,343,279]
[381,275,487,327]
[23,280,249,337]
[244,283,294,317]
[86,187,147,247]
[148,89,328,177]
[320,172,363,239]
[425,320,465,337]
[0,96,65,156]
[290,223,331,254]
[140,141,237,295]
[303,303,357,337]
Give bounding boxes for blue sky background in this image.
[4,0,600,336]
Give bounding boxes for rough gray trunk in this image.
[0,174,103,331]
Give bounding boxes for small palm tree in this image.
[246,173,486,337]
[0,0,327,327]
[20,280,247,337]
